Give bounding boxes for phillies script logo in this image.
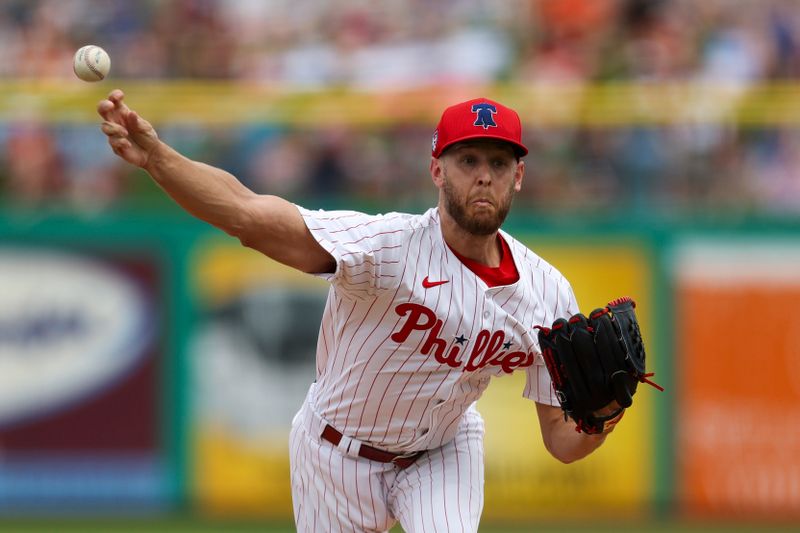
[390,303,534,374]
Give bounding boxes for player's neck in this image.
[439,209,501,267]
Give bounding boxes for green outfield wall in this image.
[1,209,798,523]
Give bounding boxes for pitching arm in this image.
[98,89,335,275]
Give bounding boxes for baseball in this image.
[73,45,110,82]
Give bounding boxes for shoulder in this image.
[297,207,439,296]
[502,232,578,315]
[298,206,434,235]
[502,231,572,289]
[297,205,439,266]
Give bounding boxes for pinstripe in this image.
[553,273,560,317]
[427,455,437,531]
[439,447,451,532]
[323,296,361,411]
[326,214,407,234]
[371,230,441,441]
[340,244,403,258]
[306,428,315,530]
[454,433,466,533]
[426,268,484,445]
[339,229,407,246]
[356,230,425,438]
[410,236,468,419]
[395,230,457,436]
[354,458,365,528]
[417,468,429,533]
[518,263,537,399]
[318,293,335,377]
[366,461,378,530]
[337,298,388,423]
[434,381,478,445]
[289,424,303,525]
[329,435,341,528]
[292,207,574,531]
[340,450,354,526]
[389,407,483,532]
[341,230,421,438]
[302,211,362,223]
[315,431,326,530]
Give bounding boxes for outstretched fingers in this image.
[125,110,147,133]
[102,123,127,152]
[109,137,132,156]
[97,89,130,123]
[97,90,160,167]
[101,121,128,137]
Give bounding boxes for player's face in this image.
[434,141,524,235]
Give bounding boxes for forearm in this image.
[536,402,621,464]
[98,89,335,274]
[144,140,334,273]
[542,416,608,464]
[144,141,254,236]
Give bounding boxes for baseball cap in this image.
[431,97,528,158]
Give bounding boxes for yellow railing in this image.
[3,80,800,126]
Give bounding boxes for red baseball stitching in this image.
[82,46,104,80]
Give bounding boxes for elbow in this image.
[552,453,579,465]
[228,196,268,247]
[235,226,259,249]
[542,430,599,464]
[544,441,579,465]
[541,434,568,464]
[224,221,256,250]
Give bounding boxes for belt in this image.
[320,424,425,469]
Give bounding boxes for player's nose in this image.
[475,164,492,185]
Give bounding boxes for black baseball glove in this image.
[536,297,663,434]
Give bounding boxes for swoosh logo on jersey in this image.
[422,276,449,289]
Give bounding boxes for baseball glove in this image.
[536,297,663,434]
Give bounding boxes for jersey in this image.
[297,206,578,453]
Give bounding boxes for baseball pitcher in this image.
[98,91,659,532]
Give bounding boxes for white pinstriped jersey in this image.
[298,206,578,453]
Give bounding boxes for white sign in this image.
[0,248,153,426]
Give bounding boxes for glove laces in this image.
[638,372,665,392]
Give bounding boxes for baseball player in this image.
[98,91,624,532]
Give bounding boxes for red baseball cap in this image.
[431,97,528,158]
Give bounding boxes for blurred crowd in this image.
[2,0,800,216]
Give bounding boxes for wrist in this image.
[600,409,625,434]
[143,140,172,175]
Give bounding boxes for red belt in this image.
[320,424,424,469]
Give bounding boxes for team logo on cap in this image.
[432,129,438,152]
[471,103,497,129]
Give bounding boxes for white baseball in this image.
[73,45,110,82]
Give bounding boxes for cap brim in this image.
[437,134,528,158]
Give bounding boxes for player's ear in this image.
[430,156,445,188]
[514,159,524,192]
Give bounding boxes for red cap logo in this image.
[431,97,528,158]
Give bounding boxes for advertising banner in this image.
[675,239,800,519]
[0,246,169,512]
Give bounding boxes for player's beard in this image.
[441,172,516,236]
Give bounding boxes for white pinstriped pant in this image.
[289,390,485,533]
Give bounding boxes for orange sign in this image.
[676,241,800,518]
